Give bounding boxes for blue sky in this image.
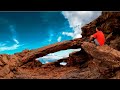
[0,12,73,54]
[0,11,101,62]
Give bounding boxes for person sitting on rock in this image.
[89,27,105,46]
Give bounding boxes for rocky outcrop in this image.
[80,42,120,78]
[67,49,92,66]
[0,38,82,78]
[80,11,120,78]
[81,11,120,51]
[81,12,120,37]
[81,42,120,69]
[0,54,10,66]
[21,38,82,64]
[0,11,120,79]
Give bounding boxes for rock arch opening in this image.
[21,38,82,65]
[36,48,81,64]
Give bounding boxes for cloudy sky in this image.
[0,11,101,63]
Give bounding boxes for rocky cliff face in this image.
[81,11,120,51]
[0,11,120,79]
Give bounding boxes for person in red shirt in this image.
[89,27,105,46]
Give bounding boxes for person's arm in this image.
[89,32,97,42]
[89,35,94,41]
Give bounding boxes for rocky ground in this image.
[0,11,120,79]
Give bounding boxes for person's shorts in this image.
[94,39,100,46]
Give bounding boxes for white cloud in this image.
[9,25,17,39]
[0,25,20,52]
[60,62,67,66]
[0,44,20,51]
[13,38,19,44]
[40,53,63,60]
[0,43,6,47]
[38,49,81,60]
[62,32,74,37]
[48,39,52,42]
[9,25,20,44]
[57,36,62,42]
[62,11,102,39]
[36,53,64,64]
[48,32,54,42]
[36,51,67,61]
[36,49,81,64]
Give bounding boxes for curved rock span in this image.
[0,38,82,78]
[21,38,83,64]
[0,11,120,79]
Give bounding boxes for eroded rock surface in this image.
[0,11,120,79]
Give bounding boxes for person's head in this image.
[96,27,102,32]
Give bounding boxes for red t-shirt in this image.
[93,31,105,46]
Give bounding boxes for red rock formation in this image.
[81,42,120,78]
[67,49,92,66]
[0,38,82,78]
[21,38,82,64]
[81,42,120,69]
[81,11,120,51]
[0,11,120,79]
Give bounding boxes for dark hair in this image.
[96,27,102,31]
